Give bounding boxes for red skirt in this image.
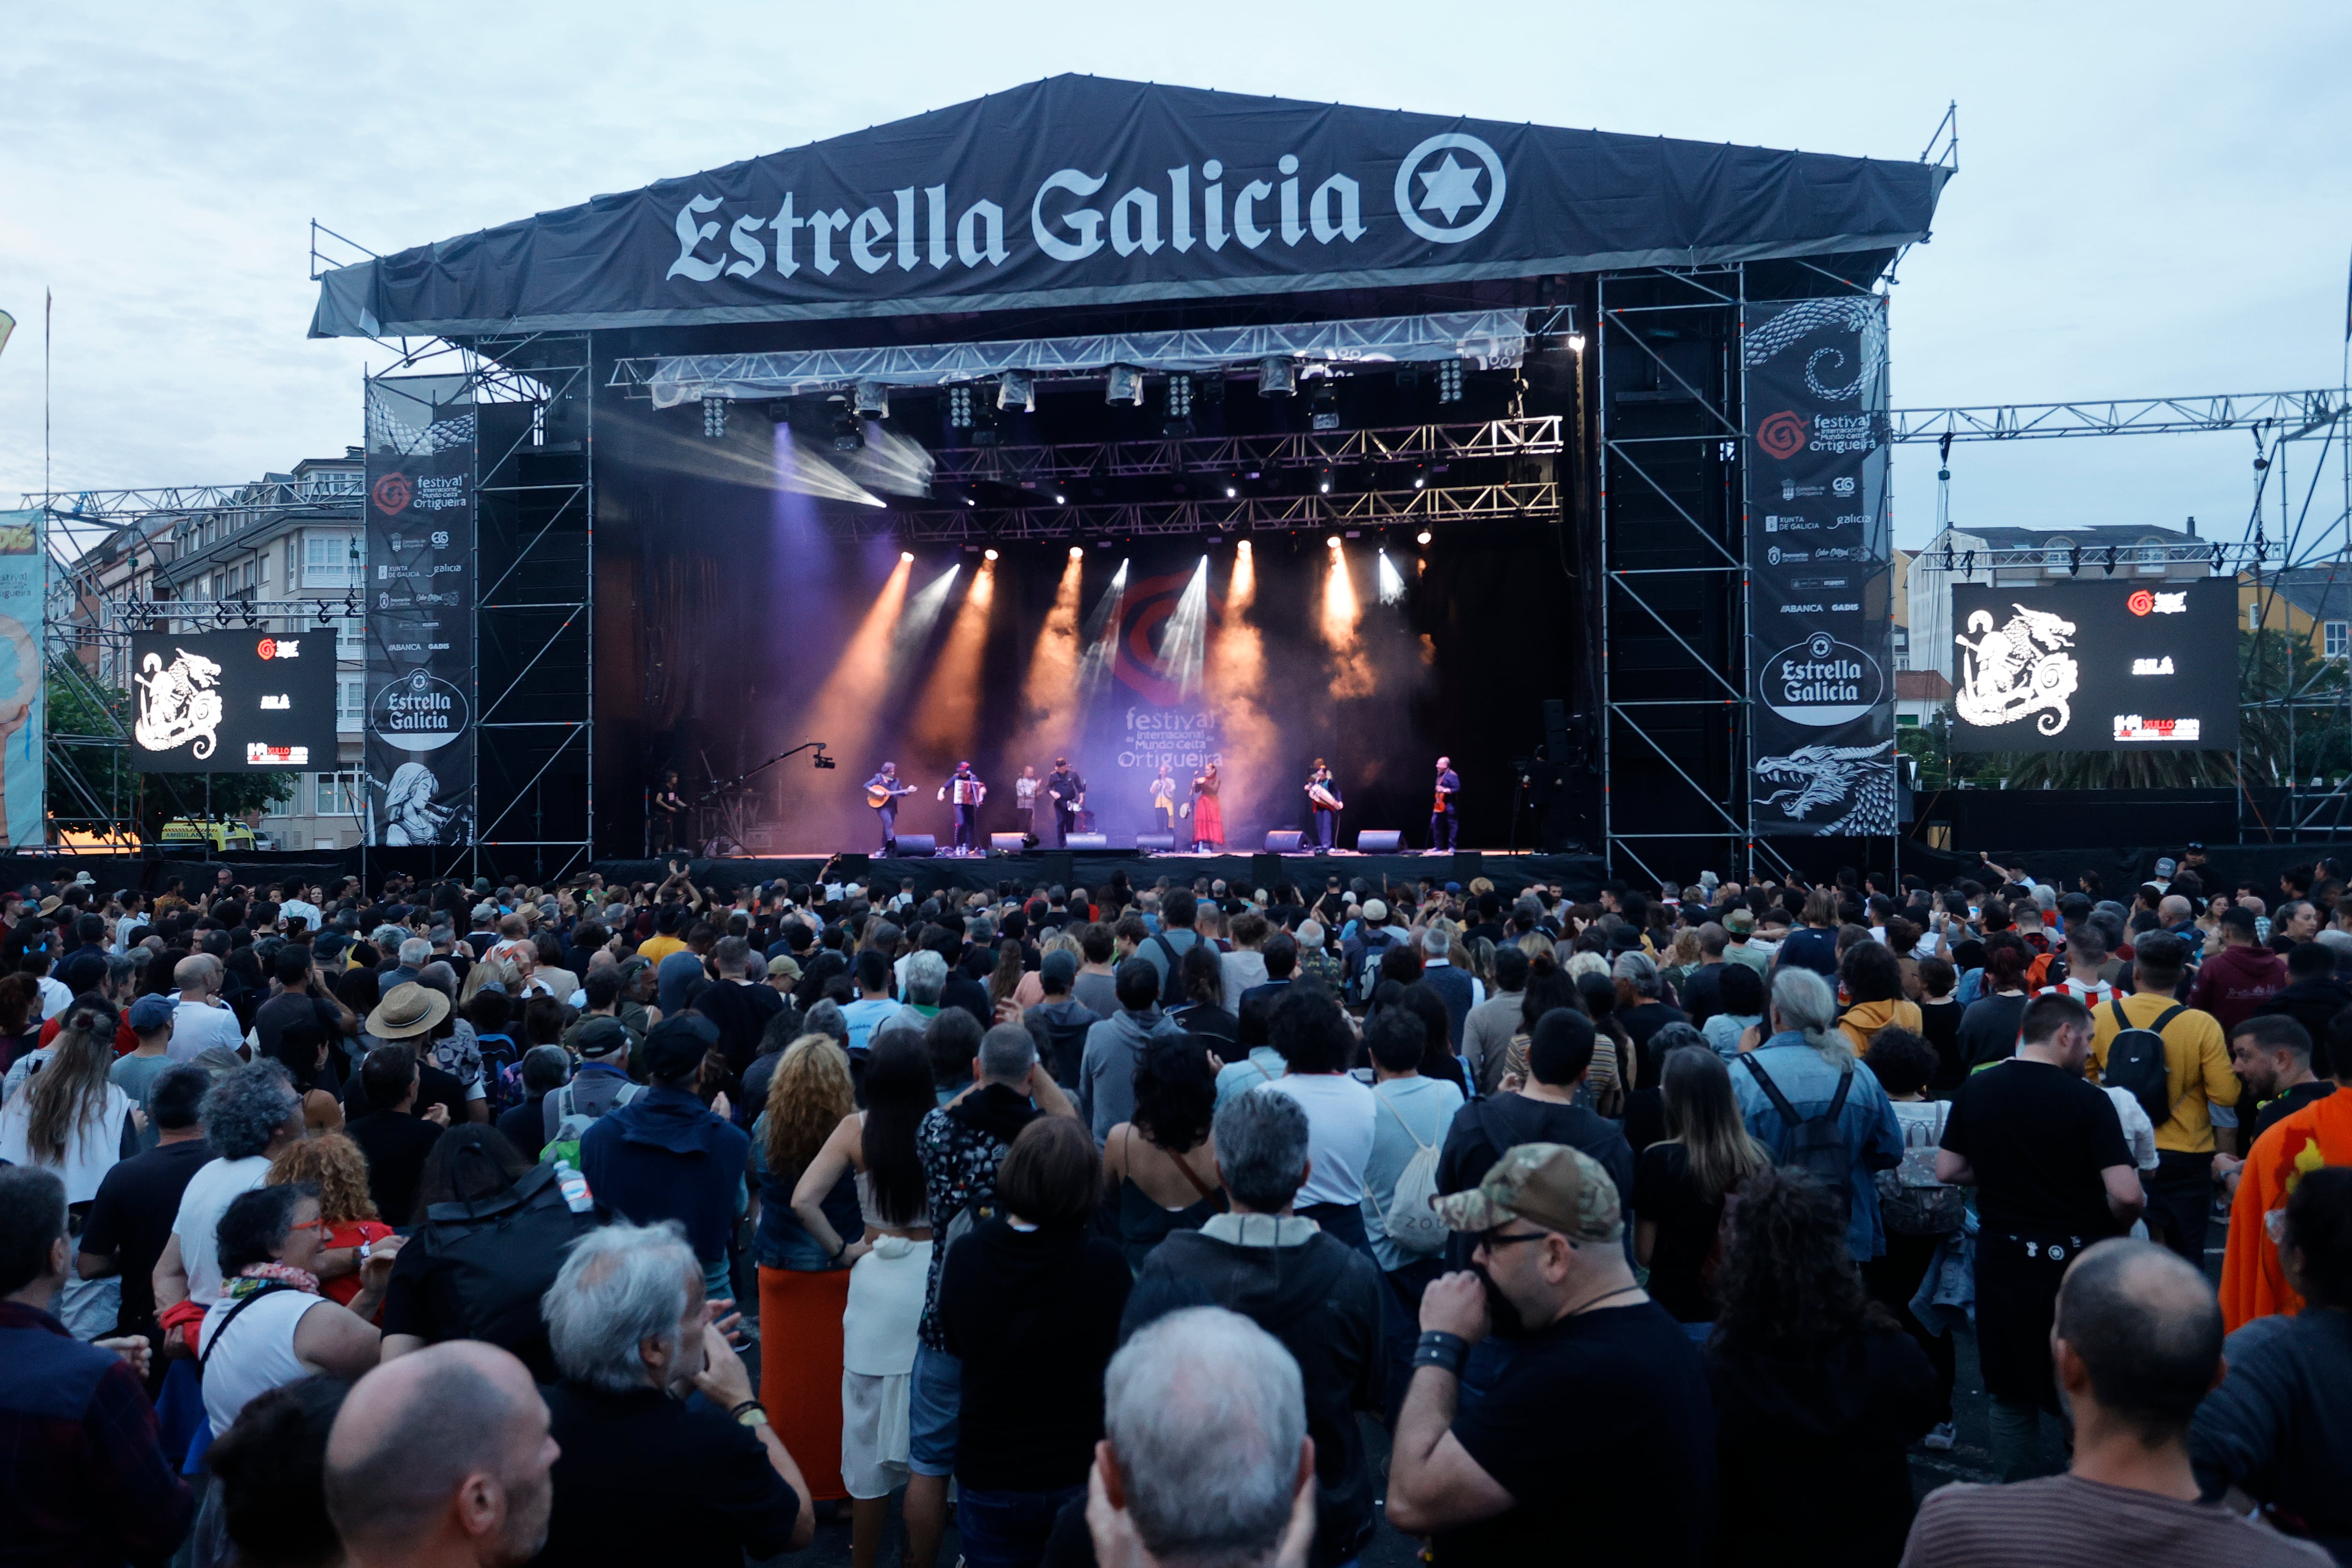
[758,1264,851,1501]
[1193,794,1225,845]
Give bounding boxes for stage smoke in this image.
[1076,558,1131,703]
[1155,557,1210,700]
[847,421,938,498]
[773,423,887,506]
[787,552,914,843]
[1323,545,1375,699]
[1207,540,1276,842]
[1010,548,1086,762]
[1377,549,1406,606]
[892,563,961,678]
[912,556,996,758]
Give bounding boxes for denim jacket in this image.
[1729,1034,1904,1260]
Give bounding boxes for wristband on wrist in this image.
[1412,1329,1468,1376]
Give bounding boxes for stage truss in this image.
[834,480,1558,541]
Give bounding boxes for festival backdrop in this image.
[0,510,41,847]
[1743,296,1897,837]
[363,375,477,847]
[1948,578,2239,753]
[127,631,337,772]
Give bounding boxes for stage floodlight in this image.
[1258,357,1297,398]
[1166,373,1193,419]
[900,550,914,563]
[2068,544,2081,577]
[1317,465,1333,495]
[1412,464,1427,491]
[701,394,728,438]
[1417,529,1433,545]
[853,381,890,420]
[1565,331,1587,353]
[1436,359,1464,403]
[998,370,1035,412]
[2103,546,2118,576]
[984,548,1000,561]
[947,385,973,430]
[1326,535,1342,551]
[1105,365,1145,407]
[1309,386,1340,432]
[1224,483,1239,499]
[831,407,864,453]
[1053,492,1067,506]
[1068,546,1083,561]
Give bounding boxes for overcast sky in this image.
[2,0,2346,550]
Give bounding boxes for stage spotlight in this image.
[1309,386,1340,432]
[2103,546,2118,576]
[948,384,973,430]
[1069,545,1084,560]
[1326,535,1342,551]
[1225,483,1239,499]
[1054,492,1067,506]
[2068,544,2081,576]
[984,548,999,561]
[831,406,864,453]
[997,370,1035,412]
[1166,372,1193,419]
[1436,359,1464,403]
[853,380,890,420]
[1317,465,1333,495]
[1412,464,1427,491]
[901,550,915,563]
[1258,357,1298,398]
[1105,365,1145,406]
[1416,529,1432,545]
[1565,331,1587,353]
[701,394,728,438]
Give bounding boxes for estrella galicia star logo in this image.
[1394,132,1508,245]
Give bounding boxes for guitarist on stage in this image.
[1045,756,1085,847]
[938,761,987,855]
[651,770,687,854]
[864,762,914,855]
[1427,755,1461,852]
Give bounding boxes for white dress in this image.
[839,1173,932,1500]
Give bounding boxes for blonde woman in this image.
[790,1035,934,1568]
[265,1132,396,1313]
[1633,1048,1771,1330]
[752,1035,862,1509]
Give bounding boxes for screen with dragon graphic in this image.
[128,630,340,772]
[1947,578,2239,753]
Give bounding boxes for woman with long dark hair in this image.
[1633,1047,1769,1329]
[1495,954,1579,1089]
[0,995,130,1203]
[1955,932,2033,1072]
[752,1035,861,1510]
[986,939,1026,1026]
[1101,1035,1224,1270]
[261,1019,346,1137]
[1706,1165,1939,1566]
[1169,940,1238,1046]
[791,1033,934,1568]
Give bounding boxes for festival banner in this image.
[0,510,42,847]
[1743,297,1897,836]
[362,376,476,846]
[1079,566,1221,840]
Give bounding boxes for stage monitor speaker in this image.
[894,834,937,858]
[1264,830,1305,852]
[1042,852,1074,887]
[1357,829,1403,852]
[1452,851,1484,885]
[1135,833,1176,851]
[1251,852,1284,890]
[1065,833,1109,850]
[989,834,1028,853]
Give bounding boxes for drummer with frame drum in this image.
[1306,758,1343,851]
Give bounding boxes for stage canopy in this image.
[310,75,1949,339]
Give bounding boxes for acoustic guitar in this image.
[866,782,916,809]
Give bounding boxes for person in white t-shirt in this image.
[167,954,248,1062]
[1262,988,1376,1248]
[0,999,134,1202]
[156,1062,305,1311]
[198,1185,395,1435]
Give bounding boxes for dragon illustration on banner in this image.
[1754,740,1897,836]
[133,648,225,759]
[1954,605,2079,738]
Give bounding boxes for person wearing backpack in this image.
[2087,929,2238,1265]
[538,1016,640,1166]
[1135,888,1204,1009]
[1359,1008,1464,1424]
[1126,1087,1385,1568]
[1727,968,1905,1265]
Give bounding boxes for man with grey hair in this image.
[1127,1088,1383,1567]
[1416,923,1479,1048]
[1613,949,1687,1050]
[388,936,433,989]
[1089,1307,1317,1568]
[902,947,950,1012]
[1728,967,1903,1264]
[153,1060,305,1309]
[534,1221,812,1561]
[167,952,245,1061]
[326,1340,559,1568]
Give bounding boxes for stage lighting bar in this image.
[701,394,728,438]
[948,385,973,430]
[1166,373,1193,418]
[998,370,1035,412]
[930,415,1562,482]
[1105,365,1145,407]
[835,480,1558,541]
[853,381,890,420]
[1436,359,1464,403]
[1259,358,1297,398]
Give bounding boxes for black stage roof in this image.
[310,75,1948,343]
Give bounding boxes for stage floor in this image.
[596,848,1607,900]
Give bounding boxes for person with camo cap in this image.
[1384,1143,1716,1566]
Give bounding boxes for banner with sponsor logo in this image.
[1948,578,2238,752]
[310,76,1946,338]
[0,511,41,847]
[1743,296,1897,836]
[129,631,336,772]
[363,376,475,847]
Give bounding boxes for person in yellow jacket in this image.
[2086,931,2237,1265]
[1835,941,1921,1055]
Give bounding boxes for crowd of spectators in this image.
[0,852,2348,1565]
